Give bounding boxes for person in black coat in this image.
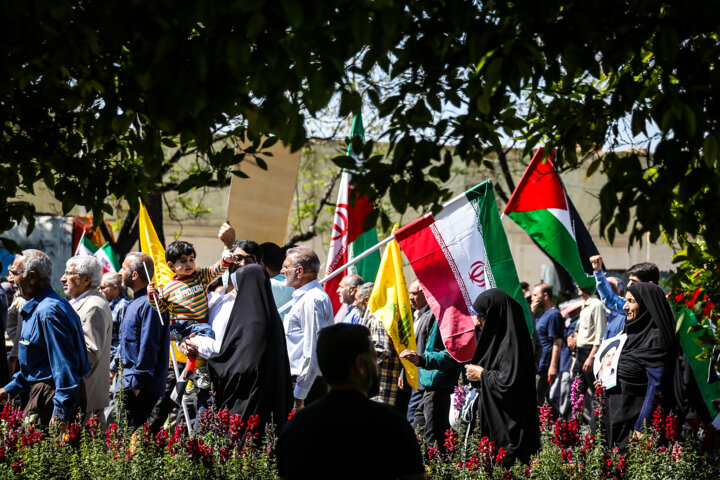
[208,264,293,435]
[465,289,540,466]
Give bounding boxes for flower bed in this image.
[1,396,719,479]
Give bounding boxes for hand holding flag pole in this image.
[142,261,192,434]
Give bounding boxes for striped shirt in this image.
[155,260,229,323]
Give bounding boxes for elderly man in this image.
[335,274,364,324]
[400,280,463,451]
[281,246,333,410]
[118,252,169,428]
[402,280,432,423]
[5,278,26,377]
[0,250,90,427]
[355,282,402,410]
[98,272,130,381]
[61,255,113,421]
[276,324,425,480]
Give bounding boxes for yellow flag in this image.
[137,199,186,362]
[137,199,174,288]
[367,225,418,390]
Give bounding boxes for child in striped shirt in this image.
[147,240,232,372]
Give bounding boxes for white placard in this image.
[594,333,628,389]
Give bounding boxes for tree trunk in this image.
[112,189,165,260]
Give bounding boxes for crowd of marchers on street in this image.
[2,221,720,480]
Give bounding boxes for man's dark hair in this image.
[626,262,659,284]
[231,239,262,262]
[165,240,196,263]
[260,242,283,271]
[125,252,154,284]
[317,324,372,384]
[534,283,553,298]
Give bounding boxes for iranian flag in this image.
[74,235,98,256]
[395,180,530,362]
[323,114,380,313]
[95,242,121,273]
[504,148,598,291]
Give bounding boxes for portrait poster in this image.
[593,333,627,389]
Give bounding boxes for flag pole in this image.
[74,230,86,256]
[278,233,395,314]
[142,262,193,434]
[280,190,470,314]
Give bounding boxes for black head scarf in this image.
[618,283,677,378]
[208,264,292,431]
[470,289,539,465]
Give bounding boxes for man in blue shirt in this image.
[118,252,169,428]
[590,255,660,338]
[0,250,90,427]
[336,274,364,325]
[530,283,564,406]
[260,242,294,314]
[99,271,131,386]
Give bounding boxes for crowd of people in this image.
[1,223,718,477]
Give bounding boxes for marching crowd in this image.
[0,222,717,479]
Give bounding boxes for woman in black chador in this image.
[465,289,540,465]
[208,264,293,434]
[605,282,709,447]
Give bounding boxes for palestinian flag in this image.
[504,148,598,291]
[395,180,530,362]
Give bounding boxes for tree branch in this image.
[496,147,516,196]
[286,170,342,245]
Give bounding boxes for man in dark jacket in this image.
[117,252,169,428]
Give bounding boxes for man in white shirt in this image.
[281,246,333,411]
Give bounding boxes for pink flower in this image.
[671,444,683,463]
[539,402,554,432]
[570,377,585,421]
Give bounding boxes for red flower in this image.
[665,413,679,443]
[444,429,458,453]
[552,418,580,449]
[687,288,703,309]
[702,300,715,318]
[495,447,507,465]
